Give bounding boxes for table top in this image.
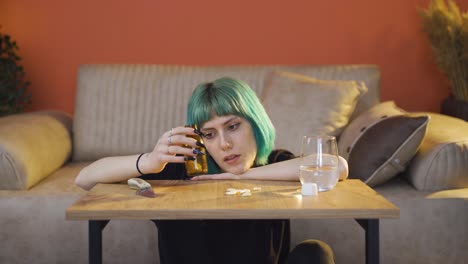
[66,179,399,220]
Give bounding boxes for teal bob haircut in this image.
[187,77,275,173]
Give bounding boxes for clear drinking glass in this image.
[300,135,340,193]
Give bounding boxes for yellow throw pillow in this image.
[0,112,72,190]
[406,112,468,191]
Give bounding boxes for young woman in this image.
[75,77,347,264]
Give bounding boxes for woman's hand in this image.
[191,173,241,181]
[75,125,203,191]
[139,126,201,174]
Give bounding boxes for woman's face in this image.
[200,114,257,174]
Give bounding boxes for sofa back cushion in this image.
[73,64,380,161]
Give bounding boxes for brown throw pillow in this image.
[338,101,429,187]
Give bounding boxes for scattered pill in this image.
[225,188,253,197]
[225,190,237,195]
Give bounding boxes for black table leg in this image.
[356,219,379,264]
[89,220,109,264]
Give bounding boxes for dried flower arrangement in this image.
[420,0,468,102]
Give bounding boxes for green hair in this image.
[187,77,275,173]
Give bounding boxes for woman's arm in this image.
[191,156,348,181]
[75,155,145,190]
[75,126,199,190]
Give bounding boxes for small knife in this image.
[127,178,156,198]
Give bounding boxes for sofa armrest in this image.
[0,111,72,190]
[406,112,468,191]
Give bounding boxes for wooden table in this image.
[67,179,399,264]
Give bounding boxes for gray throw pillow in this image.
[338,101,429,187]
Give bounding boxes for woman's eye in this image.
[202,132,214,139]
[228,123,240,131]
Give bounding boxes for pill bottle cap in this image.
[302,183,318,196]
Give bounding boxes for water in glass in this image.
[300,135,339,192]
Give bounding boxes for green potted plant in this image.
[420,0,468,120]
[0,26,31,117]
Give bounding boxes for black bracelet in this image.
[136,153,145,175]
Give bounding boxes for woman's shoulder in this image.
[268,149,297,164]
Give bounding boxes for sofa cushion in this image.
[261,71,367,154]
[338,101,429,187]
[73,65,380,161]
[0,111,72,190]
[406,113,468,191]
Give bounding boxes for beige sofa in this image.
[1,64,467,264]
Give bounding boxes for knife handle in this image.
[127,178,151,190]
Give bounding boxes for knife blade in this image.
[127,178,156,198]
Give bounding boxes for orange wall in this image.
[2,0,467,114]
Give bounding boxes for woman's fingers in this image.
[165,126,198,139]
[168,135,198,148]
[163,126,199,149]
[145,126,202,172]
[167,145,199,157]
